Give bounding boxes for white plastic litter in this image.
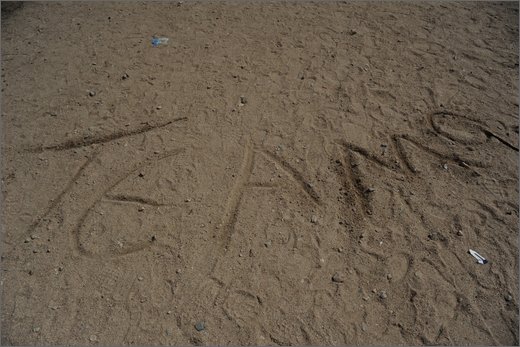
[151,37,169,47]
[468,249,488,265]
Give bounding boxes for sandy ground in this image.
[1,1,518,345]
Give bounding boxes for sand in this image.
[1,1,518,345]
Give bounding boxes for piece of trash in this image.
[151,37,169,47]
[468,249,488,264]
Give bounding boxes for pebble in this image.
[138,276,143,281]
[89,334,97,342]
[167,310,172,315]
[457,230,463,236]
[122,73,129,80]
[239,95,247,104]
[365,187,375,193]
[332,272,345,283]
[443,163,448,170]
[505,294,513,302]
[195,321,205,331]
[362,296,369,301]
[138,206,145,212]
[386,273,392,280]
[88,91,96,97]
[379,291,388,299]
[310,215,318,224]
[361,323,367,332]
[156,106,162,110]
[185,198,191,202]
[138,172,145,177]
[264,240,271,248]
[176,269,182,274]
[33,327,41,333]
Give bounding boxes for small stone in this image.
[372,289,377,293]
[122,73,129,80]
[151,235,157,241]
[505,294,513,302]
[156,106,162,110]
[89,334,97,342]
[138,206,145,212]
[386,273,392,280]
[332,272,345,283]
[58,266,64,272]
[379,291,387,299]
[176,269,181,274]
[457,230,463,236]
[365,187,375,193]
[239,95,247,104]
[310,215,318,224]
[349,30,357,35]
[167,310,172,315]
[88,91,96,97]
[361,323,367,332]
[443,163,448,170]
[138,172,145,177]
[264,240,271,248]
[195,321,205,331]
[185,198,191,202]
[138,276,143,281]
[24,238,30,243]
[33,327,41,333]
[362,296,369,301]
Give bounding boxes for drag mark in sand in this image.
[24,117,187,153]
[218,141,255,250]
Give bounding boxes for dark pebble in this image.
[195,321,205,331]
